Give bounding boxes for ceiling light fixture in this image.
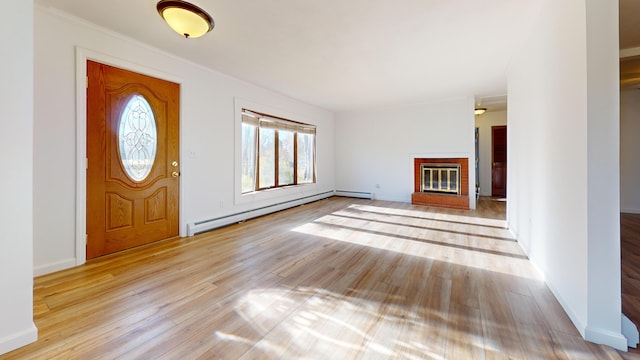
[474,107,487,115]
[157,0,214,39]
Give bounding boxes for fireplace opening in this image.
[412,157,468,209]
[421,163,461,195]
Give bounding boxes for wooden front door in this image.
[87,61,180,259]
[491,125,507,198]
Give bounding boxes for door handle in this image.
[171,171,180,178]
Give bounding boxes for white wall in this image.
[474,110,507,197]
[33,7,335,275]
[585,0,621,345]
[0,0,38,355]
[621,88,640,213]
[507,0,624,350]
[335,96,476,209]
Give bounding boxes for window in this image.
[278,130,294,186]
[241,109,316,193]
[241,122,257,192]
[118,94,157,182]
[297,132,314,184]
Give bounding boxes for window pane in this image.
[278,130,294,186]
[118,94,157,182]
[297,133,314,184]
[241,123,257,193]
[259,128,275,188]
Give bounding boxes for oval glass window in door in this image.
[118,94,157,181]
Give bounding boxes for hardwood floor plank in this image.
[478,274,527,359]
[506,291,561,359]
[445,302,485,359]
[411,274,452,359]
[1,197,631,359]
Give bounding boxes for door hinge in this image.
[86,76,88,89]
[85,234,88,245]
[86,157,88,170]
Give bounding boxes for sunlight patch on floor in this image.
[292,207,540,281]
[227,287,457,358]
[348,204,507,228]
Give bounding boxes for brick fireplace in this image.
[411,157,469,210]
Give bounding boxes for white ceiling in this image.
[35,0,636,113]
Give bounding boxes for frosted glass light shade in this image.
[157,0,214,38]
[474,108,487,115]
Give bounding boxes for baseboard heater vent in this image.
[187,190,334,236]
[334,190,373,199]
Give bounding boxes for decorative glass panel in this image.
[118,95,157,181]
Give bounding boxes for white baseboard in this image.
[585,326,629,351]
[0,323,37,355]
[188,191,334,236]
[621,208,640,214]
[623,314,639,348]
[513,232,630,351]
[536,268,587,338]
[535,267,628,351]
[34,258,76,277]
[334,190,372,199]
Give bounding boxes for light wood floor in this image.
[2,197,633,359]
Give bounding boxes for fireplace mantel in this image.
[411,157,469,210]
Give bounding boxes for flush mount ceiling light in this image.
[157,0,214,38]
[474,107,487,115]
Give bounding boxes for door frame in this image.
[74,47,184,266]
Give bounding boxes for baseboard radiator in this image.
[187,190,335,236]
[334,190,373,199]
